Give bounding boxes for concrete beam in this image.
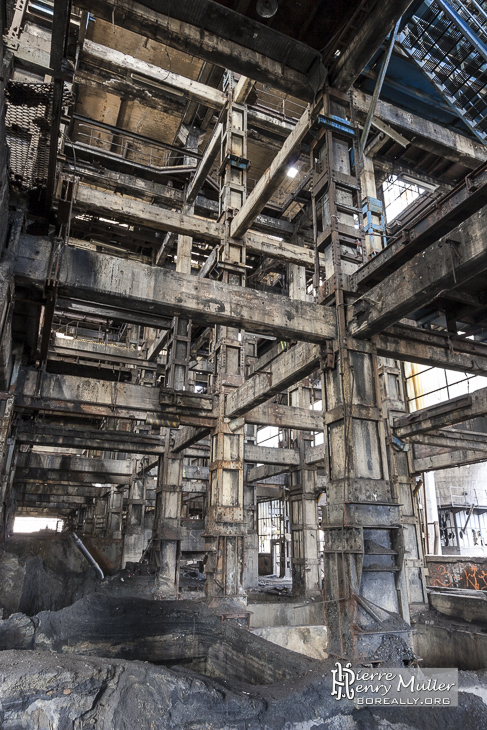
[75,186,223,243]
[16,424,166,455]
[246,464,290,483]
[64,162,294,239]
[372,324,487,377]
[409,429,487,453]
[353,89,487,166]
[244,403,323,431]
[82,40,226,110]
[244,445,300,466]
[226,342,322,418]
[331,0,414,91]
[230,107,310,239]
[413,449,487,473]
[74,0,315,101]
[394,387,487,439]
[350,219,487,338]
[15,235,336,343]
[186,123,222,205]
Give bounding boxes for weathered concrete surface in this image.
[0,595,316,685]
[428,555,487,590]
[429,589,487,625]
[412,608,487,670]
[0,535,154,616]
[252,625,328,660]
[248,598,323,628]
[1,650,487,729]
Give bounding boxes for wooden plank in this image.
[350,214,487,338]
[230,107,311,239]
[15,236,336,343]
[244,444,300,466]
[226,342,322,418]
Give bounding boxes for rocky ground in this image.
[1,537,487,728]
[1,648,487,729]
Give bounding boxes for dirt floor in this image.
[2,536,487,728]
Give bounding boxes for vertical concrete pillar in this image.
[288,263,321,596]
[315,88,417,661]
[123,467,154,565]
[0,396,15,539]
[204,76,250,603]
[424,471,441,555]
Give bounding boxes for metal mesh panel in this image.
[401,0,487,141]
[5,82,53,190]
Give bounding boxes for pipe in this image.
[360,16,402,151]
[71,532,104,580]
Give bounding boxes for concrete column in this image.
[289,383,321,596]
[154,446,184,597]
[316,89,415,662]
[360,154,386,258]
[424,471,441,555]
[204,78,250,603]
[123,469,154,565]
[0,396,15,540]
[287,264,320,596]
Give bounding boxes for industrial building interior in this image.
[1,0,487,726]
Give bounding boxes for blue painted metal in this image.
[400,0,487,144]
[362,196,387,255]
[317,114,356,137]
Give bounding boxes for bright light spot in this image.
[93,483,104,487]
[55,332,74,340]
[14,517,63,533]
[287,166,298,179]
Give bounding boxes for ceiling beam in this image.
[331,0,414,90]
[350,209,487,338]
[81,40,227,110]
[230,107,311,239]
[15,235,336,343]
[353,89,487,167]
[394,387,487,439]
[226,342,321,418]
[75,0,315,100]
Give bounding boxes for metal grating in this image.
[5,82,72,190]
[401,0,487,142]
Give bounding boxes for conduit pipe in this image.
[71,531,104,580]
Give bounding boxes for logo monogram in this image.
[331,662,356,700]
